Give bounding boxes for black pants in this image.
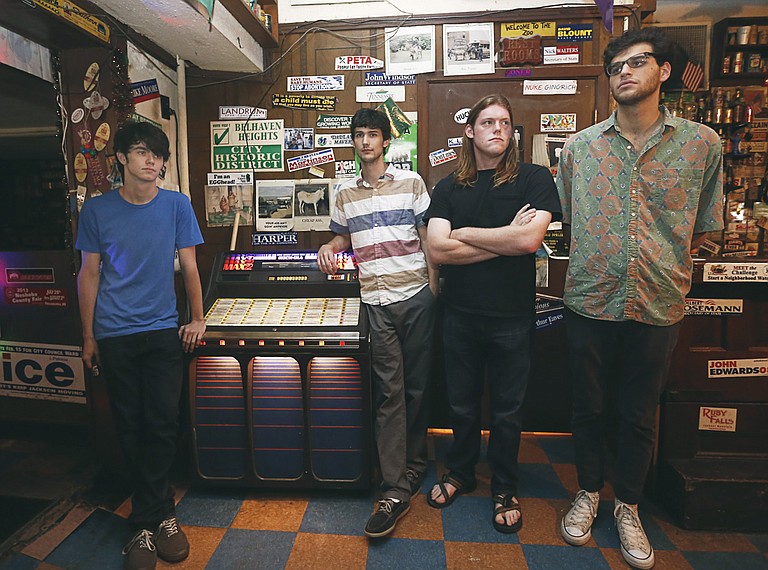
[98,328,183,530]
[443,308,534,496]
[565,309,680,504]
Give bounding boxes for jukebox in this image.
[189,251,371,489]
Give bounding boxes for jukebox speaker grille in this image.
[251,357,305,479]
[308,357,364,481]
[194,357,248,479]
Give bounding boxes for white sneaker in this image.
[614,500,655,569]
[561,490,599,546]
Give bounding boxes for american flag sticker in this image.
[681,60,704,93]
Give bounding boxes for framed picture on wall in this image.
[385,25,435,76]
[443,22,495,77]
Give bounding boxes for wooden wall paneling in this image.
[666,283,768,402]
[751,298,768,350]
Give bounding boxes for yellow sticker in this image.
[94,122,110,152]
[83,62,99,91]
[74,153,88,183]
[500,21,557,38]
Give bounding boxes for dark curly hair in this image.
[350,108,391,142]
[603,27,673,74]
[113,121,171,176]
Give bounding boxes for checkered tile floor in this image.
[1,433,767,569]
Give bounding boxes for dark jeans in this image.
[98,328,183,530]
[565,309,681,504]
[443,307,534,496]
[366,286,435,502]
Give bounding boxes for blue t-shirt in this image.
[76,189,204,340]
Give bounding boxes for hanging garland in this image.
[51,49,77,271]
[110,47,134,125]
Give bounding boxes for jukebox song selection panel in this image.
[205,297,361,327]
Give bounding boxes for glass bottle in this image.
[713,88,725,124]
[733,89,745,123]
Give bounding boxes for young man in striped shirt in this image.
[318,108,437,537]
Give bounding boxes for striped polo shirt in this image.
[330,165,430,306]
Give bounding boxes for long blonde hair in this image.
[454,94,520,188]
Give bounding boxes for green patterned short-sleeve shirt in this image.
[556,106,723,326]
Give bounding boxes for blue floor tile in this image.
[0,451,27,475]
[746,533,768,553]
[441,495,519,544]
[638,512,675,551]
[45,508,127,570]
[206,529,295,570]
[0,552,40,570]
[684,551,768,570]
[589,501,620,548]
[517,464,570,499]
[535,436,576,465]
[522,544,611,569]
[367,538,445,569]
[176,489,247,528]
[299,492,373,535]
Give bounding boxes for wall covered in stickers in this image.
[184,5,623,285]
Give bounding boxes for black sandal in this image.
[426,473,477,509]
[493,494,523,534]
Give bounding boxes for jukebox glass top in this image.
[205,297,361,327]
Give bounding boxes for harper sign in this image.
[252,232,298,246]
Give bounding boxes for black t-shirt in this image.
[425,164,562,318]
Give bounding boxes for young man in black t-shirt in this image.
[424,94,561,533]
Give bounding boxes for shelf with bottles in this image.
[719,122,767,258]
[222,0,278,48]
[712,17,768,83]
[676,83,768,258]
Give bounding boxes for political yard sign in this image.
[211,120,285,172]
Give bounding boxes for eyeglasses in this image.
[605,52,657,76]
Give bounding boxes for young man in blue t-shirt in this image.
[76,122,205,570]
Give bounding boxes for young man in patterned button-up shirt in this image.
[556,27,723,569]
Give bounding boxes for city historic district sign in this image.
[210,120,284,172]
